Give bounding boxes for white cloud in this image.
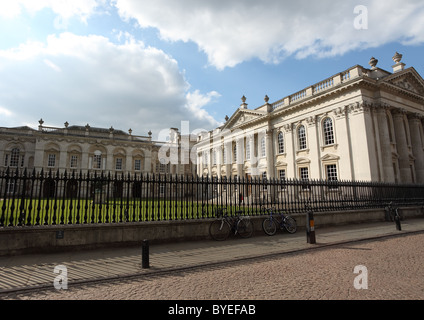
[0,0,102,25]
[0,32,220,136]
[186,90,221,127]
[113,0,424,70]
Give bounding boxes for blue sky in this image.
[0,0,423,140]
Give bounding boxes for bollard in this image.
[394,214,402,231]
[306,210,316,244]
[142,239,150,269]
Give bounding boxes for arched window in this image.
[298,125,307,150]
[278,132,285,154]
[323,117,335,145]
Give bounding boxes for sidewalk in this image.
[1,218,424,294]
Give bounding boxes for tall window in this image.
[278,132,285,154]
[298,125,307,150]
[326,164,338,189]
[48,154,56,167]
[246,139,251,160]
[300,167,309,190]
[279,169,286,181]
[213,150,217,165]
[70,155,78,168]
[300,167,309,181]
[134,159,141,171]
[323,117,335,145]
[326,164,338,181]
[10,148,20,167]
[233,144,238,163]
[159,158,166,173]
[115,158,123,170]
[260,137,266,157]
[223,146,227,164]
[93,154,102,169]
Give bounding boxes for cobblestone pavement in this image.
[2,233,424,301]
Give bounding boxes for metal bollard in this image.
[306,210,316,244]
[142,239,150,269]
[394,214,402,231]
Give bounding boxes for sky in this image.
[0,0,423,140]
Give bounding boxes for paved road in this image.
[2,232,423,301]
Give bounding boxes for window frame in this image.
[323,117,335,146]
[298,125,307,150]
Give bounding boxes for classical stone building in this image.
[195,53,424,185]
[0,120,196,177]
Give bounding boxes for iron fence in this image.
[1,167,424,227]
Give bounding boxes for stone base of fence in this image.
[1,206,423,256]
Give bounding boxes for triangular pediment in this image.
[321,154,340,162]
[383,68,424,96]
[221,108,266,131]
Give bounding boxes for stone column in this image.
[408,114,424,183]
[375,106,395,182]
[266,128,275,179]
[392,109,412,183]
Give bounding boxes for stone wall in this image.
[1,207,423,256]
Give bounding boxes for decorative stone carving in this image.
[369,57,378,69]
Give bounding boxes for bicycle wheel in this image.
[283,216,297,234]
[262,218,277,236]
[209,219,231,241]
[237,218,253,238]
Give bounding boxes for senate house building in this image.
[195,53,424,185]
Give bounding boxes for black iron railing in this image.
[1,167,424,227]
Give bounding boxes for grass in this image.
[0,197,255,226]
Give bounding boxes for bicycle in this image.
[209,208,254,241]
[261,206,297,236]
[385,202,402,231]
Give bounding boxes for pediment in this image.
[296,157,311,164]
[321,154,340,162]
[384,68,424,96]
[222,109,266,131]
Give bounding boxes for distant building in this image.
[195,53,424,185]
[0,120,196,177]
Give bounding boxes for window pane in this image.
[48,154,56,167]
[298,126,307,150]
[323,118,335,145]
[10,148,20,167]
[116,158,122,170]
[70,155,78,168]
[278,132,285,154]
[261,137,266,157]
[135,159,141,171]
[94,155,102,169]
[326,164,338,181]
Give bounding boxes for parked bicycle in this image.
[385,202,402,230]
[261,206,297,236]
[209,208,254,241]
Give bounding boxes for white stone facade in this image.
[195,53,424,184]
